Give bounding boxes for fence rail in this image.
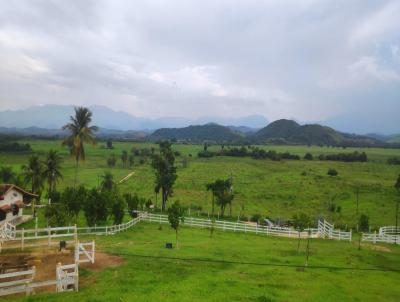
[141,213,350,240]
[362,226,400,245]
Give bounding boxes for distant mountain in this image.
[0,126,148,140]
[365,133,400,143]
[253,119,392,147]
[149,123,243,143]
[0,105,268,130]
[254,119,300,140]
[227,125,259,134]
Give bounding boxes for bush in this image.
[387,157,400,165]
[359,214,369,232]
[197,150,215,158]
[304,153,313,160]
[44,204,67,227]
[327,168,338,177]
[250,213,262,223]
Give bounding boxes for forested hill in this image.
[148,119,399,148]
[148,123,243,143]
[252,119,390,147]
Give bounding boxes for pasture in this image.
[6,222,400,302]
[2,140,399,228]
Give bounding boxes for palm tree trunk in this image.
[74,158,79,187]
[176,229,179,249]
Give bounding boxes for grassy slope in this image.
[11,223,400,302]
[2,140,400,227]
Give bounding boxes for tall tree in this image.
[121,150,128,168]
[0,166,15,183]
[62,107,98,186]
[21,155,44,194]
[151,142,177,211]
[42,150,63,195]
[167,200,185,248]
[206,179,234,217]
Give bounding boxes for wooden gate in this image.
[75,241,95,264]
[56,263,78,292]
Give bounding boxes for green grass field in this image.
[10,223,400,302]
[2,140,400,301]
[2,140,400,228]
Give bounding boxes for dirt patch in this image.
[82,251,124,272]
[0,247,124,296]
[361,243,392,253]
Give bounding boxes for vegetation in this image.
[62,106,98,185]
[2,140,400,227]
[151,141,177,211]
[0,141,32,152]
[167,200,185,248]
[10,224,400,302]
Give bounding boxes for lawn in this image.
[2,139,399,228]
[9,222,400,302]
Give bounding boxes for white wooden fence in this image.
[140,213,351,241]
[75,241,95,264]
[0,243,91,297]
[362,226,400,245]
[317,219,352,241]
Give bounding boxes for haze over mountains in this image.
[0,105,398,147]
[0,105,268,131]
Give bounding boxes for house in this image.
[0,184,37,225]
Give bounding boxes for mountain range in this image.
[0,105,267,130]
[149,119,394,147]
[0,105,399,147]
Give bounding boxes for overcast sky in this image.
[0,1,399,133]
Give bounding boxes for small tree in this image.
[124,193,139,216]
[327,168,338,177]
[107,154,117,168]
[121,150,128,168]
[128,155,134,168]
[84,188,109,226]
[304,153,313,160]
[0,166,15,183]
[106,139,113,149]
[44,203,67,227]
[112,196,125,224]
[292,213,311,253]
[359,214,369,232]
[167,201,185,248]
[101,171,115,191]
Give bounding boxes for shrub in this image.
[250,213,262,223]
[327,169,338,177]
[359,214,369,232]
[304,153,313,160]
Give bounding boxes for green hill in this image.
[254,119,344,145]
[148,123,243,143]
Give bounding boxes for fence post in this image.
[74,224,78,245]
[373,231,376,244]
[47,227,51,247]
[92,240,95,264]
[56,262,61,292]
[21,228,24,251]
[350,229,352,242]
[105,226,108,235]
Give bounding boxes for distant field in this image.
[9,223,400,302]
[2,139,400,228]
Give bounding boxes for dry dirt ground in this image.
[0,245,124,296]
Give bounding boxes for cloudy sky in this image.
[0,0,399,133]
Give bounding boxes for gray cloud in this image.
[0,0,399,133]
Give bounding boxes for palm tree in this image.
[0,166,15,183]
[22,155,44,194]
[101,171,114,191]
[42,150,63,194]
[62,107,98,186]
